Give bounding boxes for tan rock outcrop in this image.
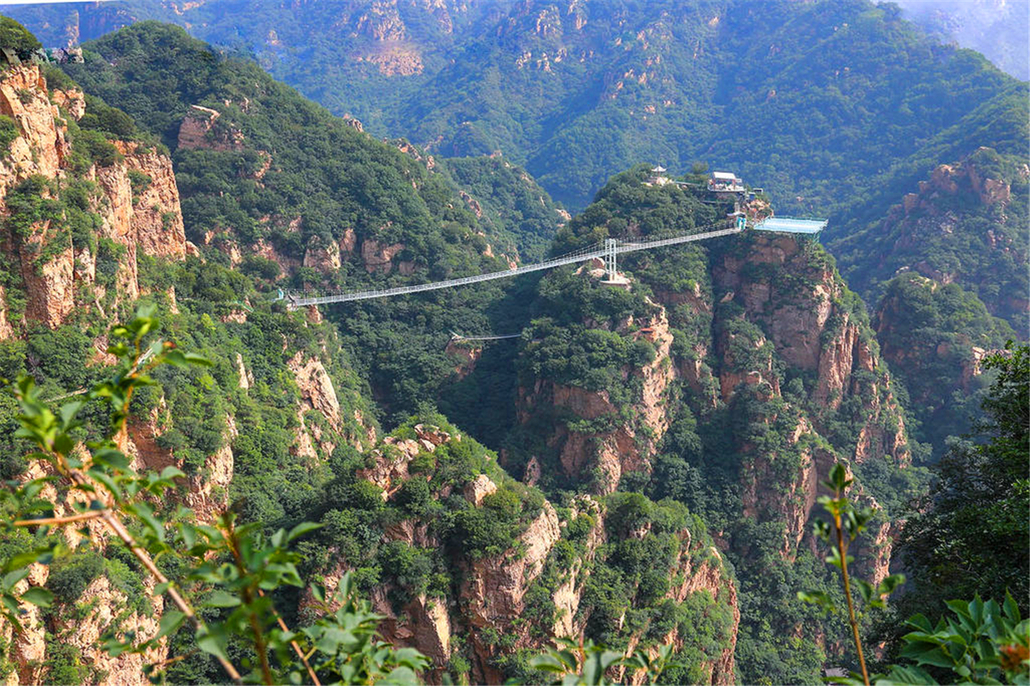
[21,237,75,329]
[0,286,13,341]
[57,576,165,686]
[50,87,86,120]
[237,352,253,390]
[464,500,562,682]
[463,473,498,506]
[517,303,675,494]
[288,352,344,459]
[120,142,187,260]
[340,227,358,253]
[304,238,342,272]
[177,104,243,151]
[372,591,451,668]
[187,414,237,522]
[0,65,67,197]
[0,66,187,331]
[2,564,49,685]
[445,339,482,380]
[359,424,450,497]
[361,238,405,274]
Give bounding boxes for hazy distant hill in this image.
[893,0,1029,80]
[9,0,1026,214]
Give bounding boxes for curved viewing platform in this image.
[753,217,828,234]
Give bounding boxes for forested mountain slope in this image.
[10,0,1026,216]
[0,12,1023,686]
[10,1,1028,353]
[832,144,1027,457]
[894,0,1029,80]
[0,19,741,685]
[493,166,927,683]
[0,40,384,683]
[58,21,568,427]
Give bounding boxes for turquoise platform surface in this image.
[754,217,827,234]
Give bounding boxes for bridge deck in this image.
[284,216,836,308]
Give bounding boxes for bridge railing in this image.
[289,242,607,307]
[287,222,745,308]
[618,225,743,254]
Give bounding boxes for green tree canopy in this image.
[897,342,1029,617]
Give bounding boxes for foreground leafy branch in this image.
[800,463,904,686]
[0,305,722,685]
[0,305,427,685]
[1,305,244,682]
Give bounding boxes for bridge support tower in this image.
[603,238,618,282]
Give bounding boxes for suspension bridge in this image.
[282,216,824,310]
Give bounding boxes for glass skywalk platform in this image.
[753,217,827,234]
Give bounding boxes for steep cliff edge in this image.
[504,168,923,683]
[0,60,380,686]
[0,63,184,335]
[305,416,740,685]
[515,288,675,494]
[833,147,1028,332]
[872,271,1014,456]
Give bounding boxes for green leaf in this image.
[2,569,29,590]
[195,627,230,663]
[9,548,52,570]
[88,467,122,500]
[93,449,132,471]
[183,352,213,367]
[161,350,188,368]
[905,614,934,633]
[946,599,973,619]
[205,590,241,608]
[179,523,197,549]
[797,590,835,613]
[158,466,186,481]
[128,502,164,542]
[1003,592,1021,623]
[286,521,321,542]
[19,587,53,608]
[878,574,905,597]
[154,610,186,639]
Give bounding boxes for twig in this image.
[19,341,245,683]
[258,588,322,686]
[14,510,104,526]
[835,509,870,686]
[224,517,275,686]
[148,648,198,671]
[92,493,243,684]
[34,465,243,683]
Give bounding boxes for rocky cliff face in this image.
[289,351,378,460]
[713,235,910,571]
[0,65,69,194]
[512,229,911,580]
[837,147,1028,332]
[516,297,675,495]
[0,62,389,686]
[309,422,739,685]
[0,65,188,685]
[716,234,910,467]
[0,64,185,335]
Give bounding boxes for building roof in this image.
[711,171,737,181]
[652,165,667,173]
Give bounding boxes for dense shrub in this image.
[0,17,40,58]
[48,549,105,604]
